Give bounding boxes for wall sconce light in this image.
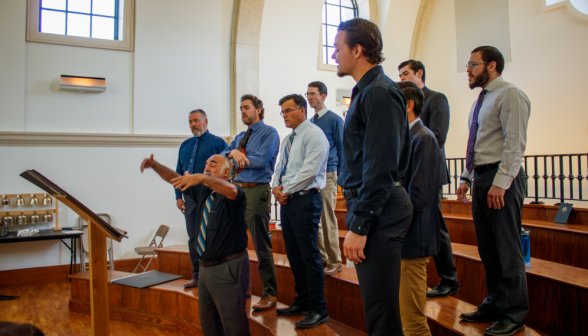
[60,75,106,94]
[342,96,351,117]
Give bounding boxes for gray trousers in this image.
[472,167,529,323]
[243,184,278,297]
[198,254,251,336]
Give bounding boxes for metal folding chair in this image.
[133,225,170,273]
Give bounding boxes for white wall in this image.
[423,0,588,158]
[380,0,421,77]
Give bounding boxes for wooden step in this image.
[444,212,588,269]
[427,243,588,336]
[270,228,347,265]
[69,270,338,336]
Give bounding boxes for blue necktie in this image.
[187,138,200,174]
[465,89,488,173]
[278,132,296,185]
[197,192,214,256]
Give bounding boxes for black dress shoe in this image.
[484,316,525,335]
[276,303,310,316]
[295,311,329,329]
[426,281,459,298]
[459,307,499,323]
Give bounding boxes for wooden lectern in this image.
[21,170,126,336]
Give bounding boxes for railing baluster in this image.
[551,156,556,199]
[579,155,584,200]
[557,155,565,205]
[530,156,543,204]
[569,155,575,200]
[543,156,548,199]
[524,157,529,198]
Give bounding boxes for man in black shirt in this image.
[333,18,413,335]
[140,154,250,336]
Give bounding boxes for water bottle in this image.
[521,229,530,265]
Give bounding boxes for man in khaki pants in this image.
[397,81,444,335]
[307,81,344,275]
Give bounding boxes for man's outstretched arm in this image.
[172,174,239,200]
[140,154,181,184]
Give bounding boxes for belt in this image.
[234,182,266,188]
[474,162,501,175]
[198,250,247,268]
[288,189,319,199]
[343,182,402,200]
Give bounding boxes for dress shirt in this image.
[338,65,412,236]
[184,184,248,262]
[272,119,329,194]
[460,76,530,189]
[409,117,421,130]
[314,106,329,119]
[311,107,344,174]
[221,120,280,183]
[176,131,228,200]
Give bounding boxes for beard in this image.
[469,66,491,89]
[203,172,212,177]
[242,115,254,126]
[191,128,203,137]
[336,66,347,78]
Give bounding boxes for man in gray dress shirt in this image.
[456,46,530,336]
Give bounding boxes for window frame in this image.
[318,0,359,72]
[26,0,135,52]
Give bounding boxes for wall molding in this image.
[0,131,226,148]
[409,0,436,60]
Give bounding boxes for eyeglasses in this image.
[304,92,319,97]
[280,107,301,116]
[465,62,488,69]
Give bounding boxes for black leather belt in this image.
[288,189,319,199]
[474,162,501,175]
[199,250,247,268]
[343,182,402,200]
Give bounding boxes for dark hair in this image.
[279,94,307,117]
[0,322,45,336]
[396,81,424,117]
[398,59,426,83]
[189,109,207,119]
[471,46,504,74]
[337,18,385,65]
[308,81,328,96]
[241,94,265,120]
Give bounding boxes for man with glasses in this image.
[176,109,228,288]
[221,94,280,311]
[272,94,330,329]
[306,81,344,276]
[457,46,530,336]
[398,60,457,298]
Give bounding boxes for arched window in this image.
[322,0,358,66]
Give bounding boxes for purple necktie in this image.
[465,89,488,173]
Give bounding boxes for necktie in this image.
[465,89,488,173]
[314,114,319,121]
[197,192,214,256]
[278,132,296,185]
[187,137,200,174]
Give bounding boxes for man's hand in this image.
[140,154,156,173]
[176,199,185,214]
[171,172,204,192]
[456,182,470,204]
[230,149,250,169]
[487,185,506,209]
[272,186,288,205]
[343,231,367,264]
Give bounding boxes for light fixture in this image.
[1,196,9,206]
[42,194,53,205]
[342,97,352,106]
[60,75,106,94]
[16,195,25,205]
[30,194,39,205]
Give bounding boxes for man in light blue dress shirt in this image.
[221,94,280,311]
[272,94,330,329]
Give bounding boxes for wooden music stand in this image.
[20,170,126,336]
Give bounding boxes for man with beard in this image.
[141,154,250,336]
[457,46,530,336]
[398,60,457,298]
[176,109,228,288]
[221,94,280,311]
[306,81,344,275]
[332,18,413,335]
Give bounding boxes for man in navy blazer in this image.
[399,60,457,298]
[397,81,443,336]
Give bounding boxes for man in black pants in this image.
[457,46,530,336]
[334,18,413,335]
[398,60,457,297]
[142,154,250,336]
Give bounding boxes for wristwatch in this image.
[460,178,471,187]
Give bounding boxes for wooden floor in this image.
[0,283,179,336]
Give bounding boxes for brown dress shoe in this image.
[252,295,277,311]
[324,265,342,275]
[183,278,198,288]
